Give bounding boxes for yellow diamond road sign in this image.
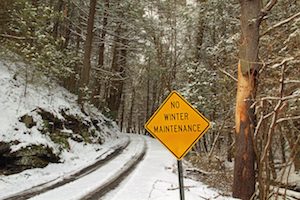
[145,91,210,160]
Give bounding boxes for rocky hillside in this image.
[0,57,120,175]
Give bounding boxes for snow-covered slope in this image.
[0,57,126,198]
[0,59,120,151]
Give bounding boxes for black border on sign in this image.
[144,90,210,160]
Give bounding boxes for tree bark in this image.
[233,0,262,199]
[280,131,286,164]
[146,60,150,119]
[78,0,97,104]
[62,2,72,49]
[92,0,110,105]
[107,25,126,118]
[119,93,125,132]
[127,88,135,133]
[53,0,64,39]
[227,131,233,162]
[98,0,109,68]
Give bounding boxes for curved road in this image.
[30,135,146,200]
[3,134,233,200]
[4,136,131,200]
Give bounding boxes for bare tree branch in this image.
[0,34,27,40]
[251,93,300,109]
[276,116,300,124]
[92,66,128,81]
[270,57,294,69]
[218,68,237,82]
[284,80,300,84]
[261,94,299,101]
[260,64,285,163]
[261,12,300,36]
[261,0,278,17]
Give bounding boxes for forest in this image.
[0,0,299,200]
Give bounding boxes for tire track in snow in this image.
[4,136,130,200]
[28,135,146,200]
[82,136,147,200]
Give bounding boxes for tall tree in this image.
[52,0,64,39]
[233,0,277,199]
[107,24,127,118]
[92,0,110,105]
[78,0,97,104]
[97,0,109,68]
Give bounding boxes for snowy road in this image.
[29,135,146,200]
[0,135,130,200]
[3,136,131,200]
[102,136,235,200]
[1,55,234,200]
[1,134,235,200]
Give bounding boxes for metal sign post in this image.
[145,91,211,200]
[177,160,185,200]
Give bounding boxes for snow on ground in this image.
[30,135,145,200]
[103,137,236,200]
[2,134,237,200]
[0,58,127,198]
[1,52,298,200]
[0,59,120,151]
[0,136,128,199]
[0,57,236,200]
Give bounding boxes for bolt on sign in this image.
[145,91,210,160]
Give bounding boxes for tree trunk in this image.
[92,0,110,105]
[119,93,125,132]
[127,88,135,133]
[280,131,286,164]
[53,0,64,39]
[78,0,97,104]
[62,2,72,49]
[295,144,300,171]
[98,0,109,68]
[151,81,158,115]
[202,134,208,153]
[227,131,233,162]
[233,0,262,199]
[68,10,82,94]
[107,26,126,118]
[146,61,150,119]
